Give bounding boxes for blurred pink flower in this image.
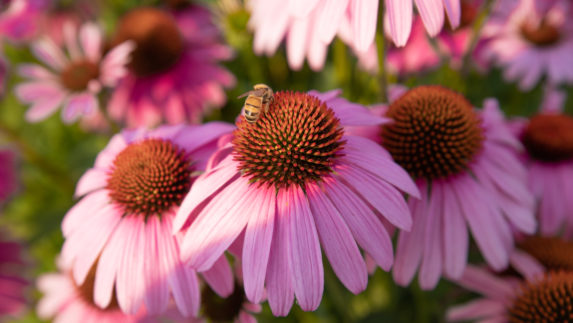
[15,22,134,123]
[108,6,235,128]
[37,263,149,323]
[60,123,236,317]
[0,239,27,317]
[446,253,559,322]
[0,0,47,42]
[482,0,573,90]
[0,149,16,203]
[510,89,573,236]
[174,90,419,316]
[382,85,535,290]
[248,0,461,71]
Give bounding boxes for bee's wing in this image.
[237,91,253,99]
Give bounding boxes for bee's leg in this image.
[264,103,269,113]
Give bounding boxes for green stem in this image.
[0,123,75,193]
[376,5,388,102]
[460,0,495,75]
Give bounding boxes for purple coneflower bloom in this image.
[108,6,235,128]
[174,89,419,315]
[482,0,573,90]
[60,123,237,317]
[15,22,134,123]
[380,85,535,289]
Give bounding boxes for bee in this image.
[238,84,274,123]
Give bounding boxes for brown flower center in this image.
[522,114,573,162]
[113,7,184,77]
[75,262,119,311]
[509,271,573,322]
[521,19,561,47]
[233,91,345,188]
[107,138,192,216]
[381,85,483,180]
[60,60,99,92]
[201,283,245,322]
[519,236,573,271]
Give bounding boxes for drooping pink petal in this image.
[142,215,170,314]
[79,22,102,62]
[351,0,379,52]
[419,181,444,289]
[286,17,309,70]
[415,0,445,36]
[446,299,506,322]
[443,0,461,29]
[456,266,514,300]
[172,121,235,154]
[116,216,145,315]
[323,177,394,271]
[307,182,367,294]
[393,190,428,286]
[284,187,324,311]
[242,184,276,303]
[342,135,420,198]
[509,250,545,282]
[317,0,350,43]
[336,164,412,231]
[385,0,413,46]
[180,176,254,271]
[266,189,294,316]
[441,182,468,279]
[202,255,234,298]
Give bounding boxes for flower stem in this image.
[460,0,495,74]
[0,123,75,193]
[376,9,389,103]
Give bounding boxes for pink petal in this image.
[385,0,413,46]
[343,135,420,198]
[242,185,276,303]
[443,0,461,29]
[454,176,508,270]
[307,20,328,71]
[93,215,131,309]
[61,93,98,124]
[79,22,102,62]
[18,64,56,80]
[15,81,63,103]
[172,122,235,154]
[415,0,445,36]
[446,299,506,322]
[75,168,108,197]
[457,266,514,300]
[143,215,170,314]
[62,189,109,237]
[25,92,67,122]
[393,191,427,286]
[288,0,319,18]
[307,182,367,294]
[31,38,68,70]
[323,177,394,271]
[266,190,294,316]
[116,216,145,314]
[173,156,239,233]
[286,18,309,70]
[419,182,443,289]
[336,164,412,231]
[202,255,234,298]
[317,0,349,43]
[351,0,379,52]
[180,176,253,271]
[510,250,545,282]
[441,182,468,279]
[158,215,200,317]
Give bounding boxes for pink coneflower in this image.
[0,149,16,203]
[108,6,235,128]
[482,0,573,90]
[174,90,419,315]
[60,123,237,316]
[248,0,460,70]
[0,239,27,317]
[446,249,573,322]
[14,22,134,123]
[381,85,535,290]
[511,90,573,236]
[37,262,149,323]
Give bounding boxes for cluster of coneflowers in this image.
[0,0,572,322]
